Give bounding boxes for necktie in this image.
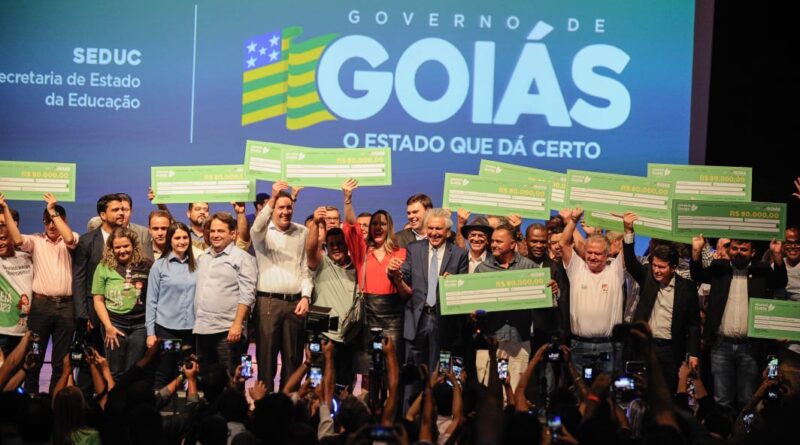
[427,248,438,306]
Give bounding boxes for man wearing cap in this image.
[456,210,494,273]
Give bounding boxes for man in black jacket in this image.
[622,212,700,394]
[690,234,786,410]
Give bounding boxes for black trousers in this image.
[152,325,195,389]
[254,297,303,390]
[653,341,679,395]
[196,331,244,376]
[25,296,75,393]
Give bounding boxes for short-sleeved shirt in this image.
[343,222,407,295]
[91,260,153,325]
[20,232,78,296]
[312,255,357,342]
[0,253,33,335]
[565,253,624,338]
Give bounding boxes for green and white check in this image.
[151,165,255,203]
[0,160,76,201]
[442,173,550,220]
[438,268,552,315]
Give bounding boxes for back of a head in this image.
[198,414,228,445]
[20,395,54,443]
[217,388,249,423]
[337,396,371,434]
[201,363,230,403]
[504,411,541,445]
[253,393,294,443]
[433,383,453,416]
[286,422,318,445]
[127,404,163,445]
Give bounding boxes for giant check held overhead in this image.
[672,200,786,241]
[442,173,550,220]
[243,140,294,181]
[0,160,76,202]
[566,170,672,213]
[282,147,392,188]
[479,159,566,205]
[648,164,751,201]
[748,298,800,341]
[151,165,255,204]
[438,268,552,316]
[582,210,693,244]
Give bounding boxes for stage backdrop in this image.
[0,0,709,234]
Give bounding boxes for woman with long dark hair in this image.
[146,222,198,388]
[52,386,100,445]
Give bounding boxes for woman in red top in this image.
[341,179,410,365]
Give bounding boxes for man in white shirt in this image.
[558,207,625,374]
[250,181,312,389]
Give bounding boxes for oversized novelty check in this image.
[442,173,550,220]
[479,159,566,205]
[648,164,751,201]
[243,140,293,181]
[282,147,392,188]
[582,210,693,244]
[438,268,553,315]
[0,160,76,201]
[151,165,255,203]
[566,170,672,213]
[748,298,800,341]
[672,200,786,241]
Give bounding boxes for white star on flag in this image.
[246,57,257,68]
[259,47,267,56]
[269,35,280,47]
[269,50,279,61]
[246,41,258,53]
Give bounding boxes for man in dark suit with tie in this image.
[622,212,700,394]
[397,208,469,371]
[72,193,153,374]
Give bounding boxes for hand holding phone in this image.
[497,358,509,382]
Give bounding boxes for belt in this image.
[572,335,613,344]
[719,335,749,345]
[33,292,71,303]
[256,291,302,302]
[653,338,673,346]
[421,305,436,314]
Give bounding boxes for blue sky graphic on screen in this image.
[0,0,702,233]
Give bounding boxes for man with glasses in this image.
[0,193,79,392]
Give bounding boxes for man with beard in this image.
[72,193,152,386]
[250,181,312,389]
[690,234,785,410]
[186,202,210,251]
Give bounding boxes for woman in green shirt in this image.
[92,227,153,381]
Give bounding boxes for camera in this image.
[240,354,253,378]
[613,376,636,392]
[304,305,339,335]
[439,351,451,373]
[69,321,88,366]
[370,426,394,440]
[31,341,40,357]
[497,358,509,382]
[767,355,779,380]
[370,327,384,352]
[583,366,595,383]
[307,333,322,355]
[161,338,182,352]
[452,356,464,382]
[309,366,323,388]
[548,414,563,442]
[625,360,646,375]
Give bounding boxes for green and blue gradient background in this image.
[0,0,697,233]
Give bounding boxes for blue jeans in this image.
[103,322,146,382]
[710,338,760,410]
[570,339,622,376]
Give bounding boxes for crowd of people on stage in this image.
[0,176,799,445]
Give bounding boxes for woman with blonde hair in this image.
[92,227,153,380]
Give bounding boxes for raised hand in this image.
[43,192,58,211]
[692,234,706,252]
[622,212,638,233]
[342,178,358,201]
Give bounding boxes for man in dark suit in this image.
[72,193,153,372]
[690,233,786,410]
[394,193,433,248]
[622,212,700,394]
[398,208,469,370]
